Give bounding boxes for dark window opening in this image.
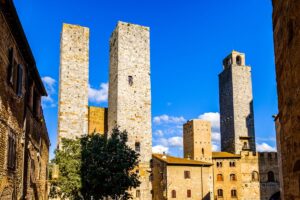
[184,171,191,179]
[187,189,191,198]
[16,64,23,96]
[268,171,275,182]
[230,174,237,181]
[128,75,133,86]
[231,189,237,198]
[217,189,223,197]
[135,142,140,152]
[236,55,242,65]
[172,190,176,198]
[202,148,204,155]
[7,48,14,85]
[33,90,41,117]
[7,129,16,170]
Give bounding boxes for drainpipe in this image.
[201,165,203,199]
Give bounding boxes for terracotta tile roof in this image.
[152,154,212,166]
[212,152,241,158]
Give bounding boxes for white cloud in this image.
[198,112,220,132]
[212,132,221,143]
[42,76,56,108]
[152,145,169,154]
[256,143,276,152]
[153,114,186,124]
[154,130,164,137]
[88,83,108,104]
[168,136,183,147]
[212,143,220,151]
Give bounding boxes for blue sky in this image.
[14,0,278,158]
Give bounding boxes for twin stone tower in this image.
[57,21,256,199]
[57,22,152,199]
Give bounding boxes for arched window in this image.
[217,162,219,167]
[231,189,237,198]
[268,171,275,182]
[217,189,223,197]
[202,148,204,155]
[236,55,242,65]
[171,190,176,198]
[217,174,223,181]
[230,174,236,181]
[243,142,249,150]
[252,171,259,181]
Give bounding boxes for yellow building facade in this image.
[88,106,107,135]
[152,154,214,200]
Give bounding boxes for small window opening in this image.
[135,142,140,152]
[128,75,133,86]
[236,55,242,65]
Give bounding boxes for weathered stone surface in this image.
[108,21,152,199]
[0,1,50,199]
[219,51,256,154]
[57,23,89,147]
[272,0,300,199]
[183,119,213,163]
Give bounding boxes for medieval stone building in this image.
[219,51,256,154]
[272,0,300,199]
[108,21,152,200]
[57,23,89,148]
[152,51,280,200]
[0,0,50,199]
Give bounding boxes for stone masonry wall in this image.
[108,21,152,199]
[272,0,300,199]
[57,23,89,147]
[183,120,212,162]
[219,51,256,154]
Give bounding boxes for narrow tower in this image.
[183,119,212,162]
[108,21,152,199]
[57,23,89,148]
[219,51,255,154]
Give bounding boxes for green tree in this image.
[81,127,141,200]
[49,138,83,200]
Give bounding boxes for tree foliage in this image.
[50,127,141,200]
[49,138,82,200]
[81,127,141,199]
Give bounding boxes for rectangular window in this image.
[7,48,14,85]
[231,189,237,197]
[7,129,16,170]
[187,189,191,198]
[33,90,40,117]
[135,142,140,152]
[136,190,140,198]
[184,171,191,179]
[128,75,133,86]
[16,64,23,97]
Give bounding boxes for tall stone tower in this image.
[57,23,89,148]
[219,51,255,154]
[108,21,152,199]
[183,119,212,162]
